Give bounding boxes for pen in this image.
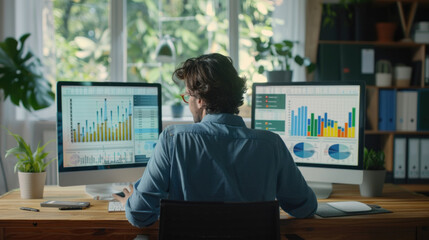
[59,207,85,210]
[20,207,40,212]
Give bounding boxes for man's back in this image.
[166,113,283,202]
[123,54,316,228]
[125,114,317,227]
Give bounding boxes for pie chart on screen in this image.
[293,142,315,158]
[328,144,351,160]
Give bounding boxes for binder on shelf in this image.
[396,91,407,131]
[396,90,418,131]
[378,90,388,130]
[378,89,396,131]
[407,138,420,181]
[420,139,429,179]
[417,89,429,131]
[387,90,396,130]
[406,91,418,131]
[393,137,407,183]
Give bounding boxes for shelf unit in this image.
[316,0,429,188]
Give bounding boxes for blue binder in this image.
[378,89,396,131]
[386,90,396,130]
[378,90,388,130]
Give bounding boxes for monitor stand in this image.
[307,182,332,199]
[85,183,130,200]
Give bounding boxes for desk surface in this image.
[0,184,428,240]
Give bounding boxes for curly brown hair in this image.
[173,53,247,114]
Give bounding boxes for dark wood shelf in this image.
[366,86,429,90]
[365,130,429,135]
[319,40,425,48]
[374,0,429,3]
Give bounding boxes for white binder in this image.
[407,138,420,179]
[405,91,418,131]
[420,139,429,179]
[396,92,407,131]
[394,137,407,180]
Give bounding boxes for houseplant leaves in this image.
[0,33,55,111]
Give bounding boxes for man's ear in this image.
[197,98,205,109]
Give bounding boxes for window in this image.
[49,0,277,113]
[52,0,110,82]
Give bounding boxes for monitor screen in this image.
[56,81,162,198]
[251,82,365,198]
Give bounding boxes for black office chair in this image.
[158,199,281,240]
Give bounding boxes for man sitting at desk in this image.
[113,53,317,227]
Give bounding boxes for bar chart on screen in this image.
[69,97,133,143]
[59,85,160,168]
[253,85,360,166]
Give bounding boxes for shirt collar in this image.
[201,113,246,127]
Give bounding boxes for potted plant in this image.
[164,79,185,118]
[171,93,185,118]
[359,147,386,197]
[252,37,315,82]
[0,33,55,111]
[4,129,56,199]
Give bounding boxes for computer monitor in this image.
[56,81,162,199]
[251,81,365,199]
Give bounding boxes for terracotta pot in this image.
[376,22,396,42]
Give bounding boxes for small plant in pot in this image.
[5,129,56,199]
[171,93,185,118]
[359,147,386,197]
[252,37,315,82]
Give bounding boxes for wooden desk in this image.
[0,184,428,240]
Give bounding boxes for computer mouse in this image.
[114,192,126,198]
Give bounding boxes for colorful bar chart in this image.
[290,106,356,138]
[70,98,133,143]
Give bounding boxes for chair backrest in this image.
[159,199,280,240]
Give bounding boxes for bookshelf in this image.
[315,0,429,190]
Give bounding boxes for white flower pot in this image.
[359,170,386,197]
[375,73,392,87]
[394,66,412,87]
[18,171,47,199]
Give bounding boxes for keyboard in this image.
[108,201,125,212]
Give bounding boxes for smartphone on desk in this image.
[40,200,90,208]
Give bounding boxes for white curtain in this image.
[0,0,56,194]
[272,0,307,82]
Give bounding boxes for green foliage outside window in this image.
[53,0,274,104]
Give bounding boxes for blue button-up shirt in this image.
[125,114,317,227]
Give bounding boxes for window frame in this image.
[111,0,240,84]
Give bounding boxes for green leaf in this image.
[0,33,55,111]
[4,128,56,173]
[294,55,304,66]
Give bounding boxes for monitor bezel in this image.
[251,81,365,171]
[56,81,162,177]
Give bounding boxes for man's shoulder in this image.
[163,123,201,135]
[247,128,282,141]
